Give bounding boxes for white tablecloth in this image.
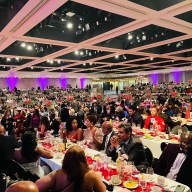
[41,148,191,192]
[142,137,179,159]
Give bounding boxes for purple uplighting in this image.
[150,74,158,85]
[80,78,86,89]
[37,77,48,90]
[60,77,67,89]
[6,76,18,91]
[172,71,182,84]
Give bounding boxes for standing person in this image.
[35,145,106,192]
[30,109,41,129]
[1,110,14,135]
[116,86,118,95]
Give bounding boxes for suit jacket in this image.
[156,144,192,190]
[0,135,21,165]
[106,135,146,166]
[100,131,116,151]
[50,118,60,135]
[127,113,144,128]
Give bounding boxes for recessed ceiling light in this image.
[128,34,133,40]
[21,43,26,47]
[27,45,33,50]
[67,22,73,29]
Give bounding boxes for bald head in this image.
[6,181,39,192]
[180,132,192,155]
[0,125,5,135]
[102,121,113,135]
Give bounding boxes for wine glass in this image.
[139,174,146,192]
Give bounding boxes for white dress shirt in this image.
[167,152,187,180]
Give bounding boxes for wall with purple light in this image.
[170,71,182,83]
[149,74,159,85]
[6,76,18,91]
[60,77,68,89]
[80,78,86,89]
[37,77,49,90]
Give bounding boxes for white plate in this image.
[108,163,116,169]
[123,181,139,189]
[110,179,122,186]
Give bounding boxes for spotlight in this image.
[115,55,119,59]
[50,60,54,64]
[57,60,61,64]
[31,67,34,69]
[74,50,79,55]
[80,51,84,56]
[15,57,19,61]
[90,63,92,65]
[104,17,108,21]
[142,35,146,41]
[96,21,99,26]
[27,45,33,50]
[80,17,83,21]
[21,43,26,47]
[61,18,66,22]
[47,60,50,63]
[150,58,153,61]
[6,58,11,61]
[83,63,86,66]
[67,22,73,29]
[78,25,82,29]
[82,28,85,32]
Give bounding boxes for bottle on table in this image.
[63,133,67,151]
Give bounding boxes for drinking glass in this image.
[139,174,146,192]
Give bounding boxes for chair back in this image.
[144,146,153,166]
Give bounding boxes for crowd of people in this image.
[0,81,192,191]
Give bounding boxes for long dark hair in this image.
[21,131,38,161]
[40,116,50,130]
[62,145,90,192]
[66,117,82,132]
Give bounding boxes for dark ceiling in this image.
[0,0,191,77]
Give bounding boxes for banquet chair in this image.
[0,173,7,192]
[160,142,168,152]
[2,159,39,183]
[144,146,153,167]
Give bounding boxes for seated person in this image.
[156,132,192,190]
[5,181,39,192]
[60,117,83,142]
[14,131,53,177]
[83,115,103,149]
[14,123,26,140]
[0,125,21,171]
[106,123,146,165]
[144,107,165,132]
[35,145,106,192]
[127,105,144,128]
[185,102,192,119]
[93,121,116,152]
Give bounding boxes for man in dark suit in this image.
[106,123,146,165]
[0,125,21,169]
[60,103,70,123]
[94,121,115,152]
[156,132,192,190]
[127,105,144,128]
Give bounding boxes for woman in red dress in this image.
[60,117,83,142]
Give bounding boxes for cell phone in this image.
[174,185,185,192]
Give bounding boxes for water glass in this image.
[139,174,146,191]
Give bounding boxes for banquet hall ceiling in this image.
[0,0,192,78]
